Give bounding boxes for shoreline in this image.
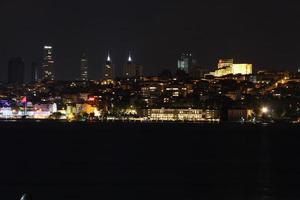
[0,118,292,125]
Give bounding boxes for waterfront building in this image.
[144,109,220,121]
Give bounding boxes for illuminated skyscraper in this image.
[102,52,115,80]
[42,45,55,81]
[123,52,143,78]
[8,57,25,84]
[177,53,193,73]
[80,53,88,81]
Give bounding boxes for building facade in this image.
[178,53,193,74]
[80,53,88,81]
[144,108,220,121]
[210,59,252,77]
[123,53,143,78]
[103,52,115,80]
[218,59,234,69]
[42,46,55,81]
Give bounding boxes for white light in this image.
[261,107,269,114]
[44,46,52,49]
[107,51,111,62]
[128,51,132,62]
[21,194,26,200]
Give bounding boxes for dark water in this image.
[0,122,299,200]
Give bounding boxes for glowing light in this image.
[210,60,252,77]
[107,51,111,62]
[128,52,132,62]
[67,113,75,120]
[21,194,26,200]
[88,96,95,101]
[21,96,27,103]
[261,107,269,114]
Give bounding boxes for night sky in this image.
[1,0,300,81]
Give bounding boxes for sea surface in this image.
[0,121,299,200]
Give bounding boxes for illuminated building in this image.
[0,103,57,119]
[218,59,234,69]
[0,107,13,118]
[42,46,55,81]
[8,57,25,84]
[232,64,252,75]
[123,53,143,78]
[80,53,88,81]
[102,52,115,80]
[145,109,220,121]
[227,109,254,122]
[178,53,193,73]
[210,59,252,77]
[101,79,115,85]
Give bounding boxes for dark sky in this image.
[1,0,300,81]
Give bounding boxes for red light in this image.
[88,96,95,101]
[21,96,27,103]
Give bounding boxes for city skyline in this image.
[2,1,300,200]
[4,45,299,83]
[1,1,300,81]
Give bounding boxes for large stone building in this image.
[210,59,252,77]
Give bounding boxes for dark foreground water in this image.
[0,122,299,200]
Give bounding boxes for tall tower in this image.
[177,53,192,74]
[123,52,135,78]
[8,57,25,84]
[80,53,88,81]
[123,52,143,78]
[42,46,55,81]
[103,51,115,80]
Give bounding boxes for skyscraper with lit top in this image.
[42,46,55,81]
[123,52,143,78]
[80,53,88,81]
[102,51,115,80]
